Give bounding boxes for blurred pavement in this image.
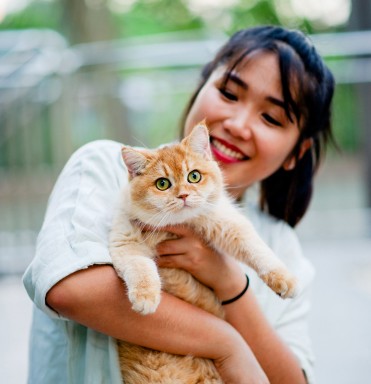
[298,154,371,383]
[302,236,371,383]
[1,155,370,384]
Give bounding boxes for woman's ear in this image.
[283,138,313,171]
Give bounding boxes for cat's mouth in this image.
[210,137,249,164]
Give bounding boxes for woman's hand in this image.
[154,225,247,302]
[214,343,269,384]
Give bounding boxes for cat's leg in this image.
[196,210,297,298]
[110,225,161,315]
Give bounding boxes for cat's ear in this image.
[185,121,212,160]
[121,146,151,178]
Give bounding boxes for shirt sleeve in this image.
[23,140,126,319]
[275,283,315,384]
[245,204,316,383]
[270,221,316,384]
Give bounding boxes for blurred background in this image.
[0,0,370,383]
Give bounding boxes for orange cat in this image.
[109,122,297,383]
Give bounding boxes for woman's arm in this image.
[156,225,308,384]
[222,288,307,384]
[46,264,268,384]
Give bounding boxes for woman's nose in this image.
[223,112,252,141]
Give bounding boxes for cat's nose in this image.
[177,194,189,201]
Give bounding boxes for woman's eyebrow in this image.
[267,96,295,122]
[227,73,248,90]
[227,75,286,109]
[226,73,290,112]
[266,96,285,109]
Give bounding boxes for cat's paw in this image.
[261,270,298,299]
[128,277,162,315]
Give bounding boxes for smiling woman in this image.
[182,27,334,225]
[184,53,302,196]
[24,25,335,384]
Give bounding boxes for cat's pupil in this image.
[187,170,201,184]
[156,178,171,191]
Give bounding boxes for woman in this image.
[24,26,335,383]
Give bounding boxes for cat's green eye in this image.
[187,170,202,183]
[155,178,171,191]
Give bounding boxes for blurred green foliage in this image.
[0,0,341,37]
[331,84,360,153]
[113,0,203,37]
[0,0,359,153]
[0,2,60,31]
[229,0,281,33]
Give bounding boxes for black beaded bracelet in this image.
[221,274,250,305]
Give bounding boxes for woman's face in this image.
[184,52,301,198]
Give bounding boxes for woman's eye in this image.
[155,178,171,191]
[219,88,238,101]
[187,170,202,183]
[262,113,282,127]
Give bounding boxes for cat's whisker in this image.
[131,136,150,149]
[153,209,174,230]
[224,184,247,190]
[132,211,164,245]
[139,222,163,244]
[141,220,172,245]
[140,210,172,244]
[202,201,217,208]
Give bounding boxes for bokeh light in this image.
[290,0,351,27]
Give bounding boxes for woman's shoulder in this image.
[61,140,126,178]
[245,202,295,242]
[71,139,124,161]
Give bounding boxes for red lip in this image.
[213,137,244,154]
[210,137,247,164]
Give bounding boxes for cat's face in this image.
[122,123,224,226]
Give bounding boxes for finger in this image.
[156,236,190,256]
[159,224,193,237]
[156,254,184,268]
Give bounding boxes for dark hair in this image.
[181,25,335,227]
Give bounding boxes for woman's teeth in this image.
[213,139,245,160]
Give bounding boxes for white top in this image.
[23,140,316,384]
